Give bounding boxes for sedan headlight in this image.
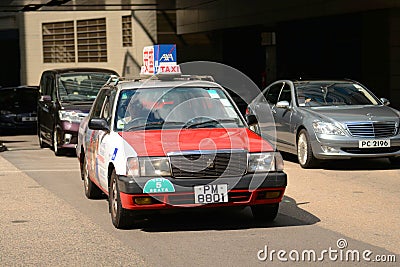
[59,110,87,123]
[312,121,345,135]
[247,152,284,173]
[127,157,171,177]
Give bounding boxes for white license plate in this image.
[22,117,37,122]
[359,139,390,148]
[194,184,228,204]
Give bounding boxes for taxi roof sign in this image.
[140,44,181,77]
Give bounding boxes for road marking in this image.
[0,169,79,173]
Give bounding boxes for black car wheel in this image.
[82,155,103,199]
[38,125,49,148]
[251,203,279,222]
[53,127,63,156]
[297,129,318,168]
[109,169,132,229]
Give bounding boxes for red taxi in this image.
[76,45,287,228]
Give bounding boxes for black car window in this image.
[0,88,38,113]
[50,76,56,100]
[39,73,47,96]
[263,83,283,105]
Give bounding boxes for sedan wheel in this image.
[297,129,317,168]
[109,169,132,229]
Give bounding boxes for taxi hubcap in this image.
[111,182,118,215]
[83,160,89,192]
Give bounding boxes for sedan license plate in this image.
[194,184,228,204]
[22,116,37,122]
[359,139,390,148]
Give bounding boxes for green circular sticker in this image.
[143,178,175,193]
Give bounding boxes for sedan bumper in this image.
[311,133,400,159]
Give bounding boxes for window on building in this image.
[42,21,75,63]
[77,18,107,62]
[122,15,132,47]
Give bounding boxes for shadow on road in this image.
[124,196,320,232]
[281,152,399,170]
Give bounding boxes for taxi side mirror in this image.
[89,118,109,131]
[246,114,258,126]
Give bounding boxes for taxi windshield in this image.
[115,87,244,131]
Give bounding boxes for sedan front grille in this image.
[169,151,247,178]
[346,122,397,138]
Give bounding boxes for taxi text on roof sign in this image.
[140,44,181,76]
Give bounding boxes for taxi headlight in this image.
[127,157,171,177]
[247,152,284,173]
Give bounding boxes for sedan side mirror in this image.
[276,100,290,109]
[246,114,258,126]
[89,118,109,131]
[380,98,390,106]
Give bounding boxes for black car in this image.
[37,68,118,156]
[0,86,39,135]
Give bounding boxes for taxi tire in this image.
[297,129,317,168]
[82,156,103,199]
[109,169,132,229]
[251,203,279,222]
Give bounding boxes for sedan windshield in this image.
[295,82,380,107]
[58,73,112,102]
[115,87,244,131]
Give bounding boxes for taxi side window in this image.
[100,92,115,125]
[91,89,108,118]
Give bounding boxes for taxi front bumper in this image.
[117,172,287,210]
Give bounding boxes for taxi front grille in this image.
[346,122,397,138]
[169,151,247,178]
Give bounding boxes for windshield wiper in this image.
[125,121,185,131]
[184,118,238,129]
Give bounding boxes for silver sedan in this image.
[247,79,400,168]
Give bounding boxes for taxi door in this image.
[86,89,115,191]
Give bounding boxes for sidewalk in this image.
[0,154,147,266]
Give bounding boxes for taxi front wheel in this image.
[251,203,279,222]
[109,170,132,229]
